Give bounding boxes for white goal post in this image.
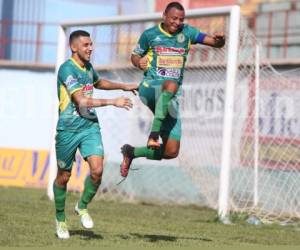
[49,6,300,224]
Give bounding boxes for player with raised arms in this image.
[120,1,225,177]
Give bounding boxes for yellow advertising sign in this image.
[0,148,89,191]
[157,56,183,68]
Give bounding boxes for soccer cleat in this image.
[55,220,70,239]
[120,144,134,177]
[75,203,94,229]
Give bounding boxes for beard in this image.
[78,52,90,63]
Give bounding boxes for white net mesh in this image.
[60,11,300,224]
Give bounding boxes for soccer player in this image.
[120,1,225,177]
[54,30,137,239]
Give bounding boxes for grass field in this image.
[0,186,300,248]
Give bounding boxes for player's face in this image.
[163,7,185,34]
[72,36,93,63]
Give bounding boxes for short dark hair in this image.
[164,1,185,13]
[69,30,90,45]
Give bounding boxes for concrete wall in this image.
[0,68,56,149]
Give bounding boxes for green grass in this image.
[0,187,300,248]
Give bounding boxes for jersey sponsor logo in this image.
[157,68,181,78]
[155,46,185,55]
[154,36,162,42]
[65,75,78,88]
[82,84,93,92]
[177,33,185,43]
[157,56,183,68]
[82,84,93,96]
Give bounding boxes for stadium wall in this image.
[0,68,91,191]
[0,67,179,192]
[0,65,298,193]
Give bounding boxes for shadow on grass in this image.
[118,233,212,242]
[69,230,103,240]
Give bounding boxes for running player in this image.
[54,30,137,239]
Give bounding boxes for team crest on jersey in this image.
[177,33,185,43]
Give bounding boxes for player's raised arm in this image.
[201,31,226,48]
[71,89,133,110]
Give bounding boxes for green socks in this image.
[78,175,100,209]
[53,183,67,222]
[134,146,163,160]
[53,176,100,221]
[151,90,174,133]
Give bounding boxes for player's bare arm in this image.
[71,89,133,110]
[131,54,148,71]
[203,32,225,48]
[94,79,138,94]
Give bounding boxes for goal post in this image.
[49,6,300,224]
[218,5,240,221]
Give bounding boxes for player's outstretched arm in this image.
[202,32,225,48]
[94,79,138,95]
[72,89,133,110]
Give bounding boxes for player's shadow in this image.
[123,233,212,242]
[69,230,103,240]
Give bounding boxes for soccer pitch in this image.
[0,187,300,248]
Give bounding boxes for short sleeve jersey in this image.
[132,23,201,85]
[56,58,99,131]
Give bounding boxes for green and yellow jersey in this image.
[56,58,99,131]
[132,23,201,85]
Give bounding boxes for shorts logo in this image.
[57,160,66,169]
[177,33,185,43]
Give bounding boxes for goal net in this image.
[50,6,300,224]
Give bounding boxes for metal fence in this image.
[0,9,300,66]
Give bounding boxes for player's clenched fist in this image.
[138,56,148,71]
[213,32,225,48]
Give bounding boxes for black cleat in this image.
[120,144,134,177]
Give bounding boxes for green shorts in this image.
[138,79,181,141]
[55,123,104,171]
